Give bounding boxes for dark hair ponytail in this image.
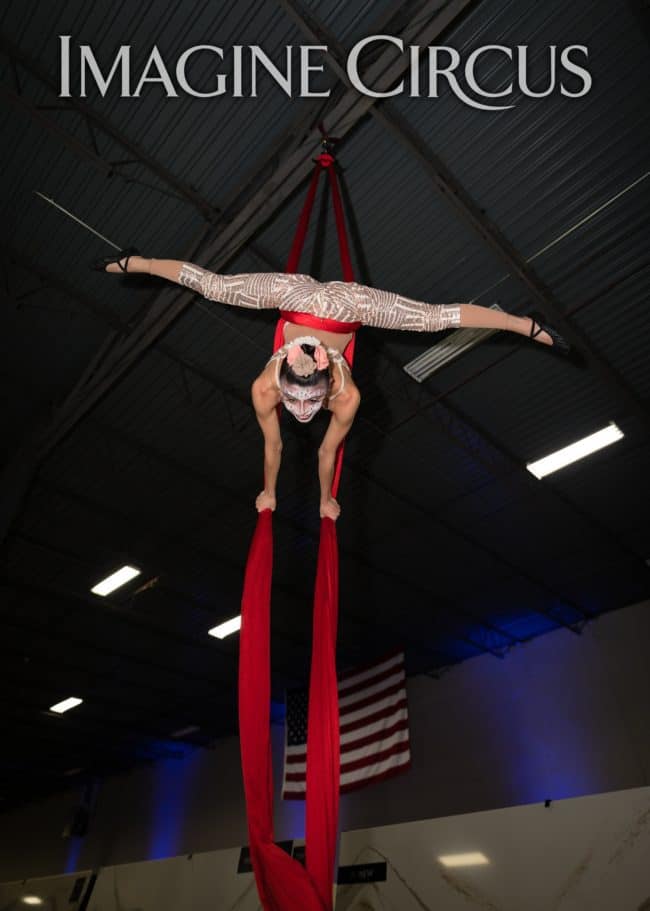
[279,343,330,388]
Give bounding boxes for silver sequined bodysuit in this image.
[178,263,462,333]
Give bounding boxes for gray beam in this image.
[278,0,650,437]
[372,104,650,428]
[0,0,412,228]
[0,33,216,220]
[0,81,114,176]
[200,0,477,269]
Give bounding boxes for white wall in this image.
[3,784,650,910]
[1,598,648,882]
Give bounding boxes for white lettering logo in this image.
[58,37,592,108]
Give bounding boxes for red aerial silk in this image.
[238,152,358,911]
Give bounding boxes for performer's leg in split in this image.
[456,303,559,348]
[101,254,178,281]
[96,253,567,351]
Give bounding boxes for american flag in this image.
[281,649,411,798]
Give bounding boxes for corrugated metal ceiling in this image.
[1,0,649,809]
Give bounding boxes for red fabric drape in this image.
[238,152,356,911]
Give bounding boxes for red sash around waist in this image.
[276,310,361,366]
[279,310,362,334]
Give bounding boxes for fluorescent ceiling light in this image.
[171,725,200,738]
[91,565,141,596]
[208,615,242,639]
[49,697,83,714]
[21,897,44,906]
[404,302,504,382]
[526,422,624,479]
[437,852,489,868]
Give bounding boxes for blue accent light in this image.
[148,743,201,861]
[271,700,286,724]
[64,836,83,874]
[281,792,305,840]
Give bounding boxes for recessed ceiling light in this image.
[404,302,504,382]
[49,697,83,714]
[91,565,141,596]
[526,422,624,479]
[171,725,201,738]
[208,615,242,639]
[437,852,489,867]
[21,898,44,906]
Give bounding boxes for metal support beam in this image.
[200,0,478,269]
[372,105,650,427]
[278,0,650,438]
[0,34,217,220]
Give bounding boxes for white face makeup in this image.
[280,382,327,422]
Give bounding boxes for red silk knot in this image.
[315,152,335,168]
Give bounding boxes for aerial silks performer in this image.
[94,259,568,520]
[94,152,569,911]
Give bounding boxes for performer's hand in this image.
[320,497,341,521]
[256,490,276,512]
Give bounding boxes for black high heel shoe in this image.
[91,246,141,273]
[529,312,570,355]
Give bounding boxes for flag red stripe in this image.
[283,650,410,800]
[341,717,409,755]
[285,717,409,765]
[339,696,408,734]
[340,679,405,717]
[340,739,410,775]
[285,740,410,782]
[339,756,412,793]
[286,703,408,766]
[282,756,412,800]
[338,662,405,700]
